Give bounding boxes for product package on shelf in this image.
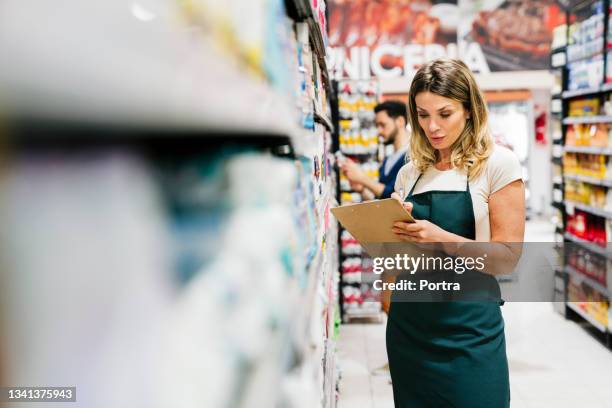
[566,0,606,90]
[566,207,608,244]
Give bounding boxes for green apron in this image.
[386,173,510,408]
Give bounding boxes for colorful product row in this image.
[342,286,380,307]
[563,152,612,179]
[564,180,610,210]
[340,192,362,205]
[338,130,379,155]
[339,161,379,192]
[568,5,604,46]
[566,246,610,287]
[567,287,609,328]
[565,123,611,147]
[567,54,604,91]
[338,82,378,120]
[341,231,362,256]
[566,209,611,246]
[567,12,604,62]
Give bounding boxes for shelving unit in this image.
[0,0,342,407]
[565,265,612,298]
[564,233,612,258]
[565,200,612,219]
[563,145,612,154]
[563,115,612,124]
[333,79,384,324]
[550,0,612,346]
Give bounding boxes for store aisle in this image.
[337,219,612,408]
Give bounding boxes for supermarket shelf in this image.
[570,0,601,11]
[551,201,564,210]
[565,200,612,219]
[563,116,612,125]
[0,2,306,141]
[563,146,612,155]
[564,265,611,298]
[314,111,334,132]
[562,86,603,99]
[567,301,607,333]
[308,17,326,58]
[287,0,330,94]
[307,17,330,92]
[564,233,612,259]
[339,151,378,159]
[551,45,567,53]
[564,174,612,188]
[561,82,612,98]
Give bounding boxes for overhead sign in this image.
[327,0,565,79]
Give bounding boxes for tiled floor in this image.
[337,219,612,408]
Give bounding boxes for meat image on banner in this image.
[461,0,566,71]
[327,0,565,79]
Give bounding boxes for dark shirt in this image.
[379,152,408,199]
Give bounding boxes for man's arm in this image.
[342,160,387,198]
[358,177,386,198]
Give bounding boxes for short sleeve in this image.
[394,163,418,198]
[487,146,523,194]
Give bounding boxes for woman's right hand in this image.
[391,192,413,213]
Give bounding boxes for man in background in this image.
[341,100,410,200]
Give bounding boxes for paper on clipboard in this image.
[330,198,415,243]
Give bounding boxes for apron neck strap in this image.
[408,173,423,197]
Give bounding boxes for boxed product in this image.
[568,97,600,117]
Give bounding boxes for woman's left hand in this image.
[392,219,449,243]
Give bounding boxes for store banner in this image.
[328,0,565,78]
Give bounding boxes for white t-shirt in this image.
[394,145,523,241]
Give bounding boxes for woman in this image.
[387,59,525,407]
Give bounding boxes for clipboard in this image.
[330,198,415,243]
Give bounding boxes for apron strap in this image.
[407,173,423,197]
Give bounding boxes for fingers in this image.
[393,221,421,232]
[392,193,413,213]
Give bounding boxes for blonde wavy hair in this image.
[408,59,493,180]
